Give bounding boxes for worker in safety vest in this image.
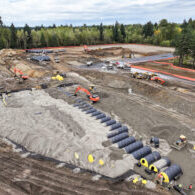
[89,85,96,93]
[157,173,163,185]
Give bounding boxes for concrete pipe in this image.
[107,127,129,138]
[91,111,102,117]
[111,133,129,144]
[160,164,183,183]
[132,146,152,160]
[110,123,122,131]
[96,114,106,120]
[124,141,143,154]
[140,151,161,168]
[149,157,171,173]
[86,109,97,114]
[101,117,111,123]
[106,120,117,126]
[117,136,136,148]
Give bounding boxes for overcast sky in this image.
[0,0,195,26]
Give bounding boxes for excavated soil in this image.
[0,45,195,195]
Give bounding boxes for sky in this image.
[0,0,195,27]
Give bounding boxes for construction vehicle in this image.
[171,135,187,150]
[13,68,28,84]
[87,61,93,66]
[74,86,100,103]
[130,72,165,85]
[130,72,144,79]
[151,76,165,85]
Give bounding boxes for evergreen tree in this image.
[24,24,32,48]
[120,24,126,42]
[159,19,168,27]
[113,21,120,42]
[142,21,154,37]
[190,33,195,68]
[10,23,17,48]
[99,23,104,41]
[0,16,3,27]
[175,29,191,65]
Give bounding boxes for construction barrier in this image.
[24,43,168,51]
[153,60,195,73]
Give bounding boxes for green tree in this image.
[142,21,154,37]
[24,24,32,48]
[113,21,120,42]
[175,29,191,65]
[40,32,47,47]
[159,19,168,27]
[190,32,195,68]
[99,23,104,41]
[10,23,17,48]
[120,24,126,42]
[0,16,3,27]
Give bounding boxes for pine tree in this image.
[0,16,3,27]
[10,23,17,48]
[120,24,126,42]
[24,24,32,48]
[113,21,120,42]
[99,23,104,41]
[143,22,154,37]
[190,33,195,68]
[175,29,191,65]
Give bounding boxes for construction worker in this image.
[89,85,96,93]
[189,184,192,190]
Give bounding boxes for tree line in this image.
[0,16,195,67]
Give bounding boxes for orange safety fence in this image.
[152,60,195,73]
[131,65,195,82]
[24,43,166,51]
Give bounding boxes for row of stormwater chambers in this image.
[26,49,65,62]
[26,49,66,53]
[73,98,183,184]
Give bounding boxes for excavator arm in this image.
[74,86,100,103]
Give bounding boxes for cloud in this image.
[0,0,194,26]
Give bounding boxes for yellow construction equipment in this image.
[171,135,187,150]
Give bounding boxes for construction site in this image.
[0,44,195,195]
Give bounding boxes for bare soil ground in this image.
[0,44,194,195]
[0,140,165,195]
